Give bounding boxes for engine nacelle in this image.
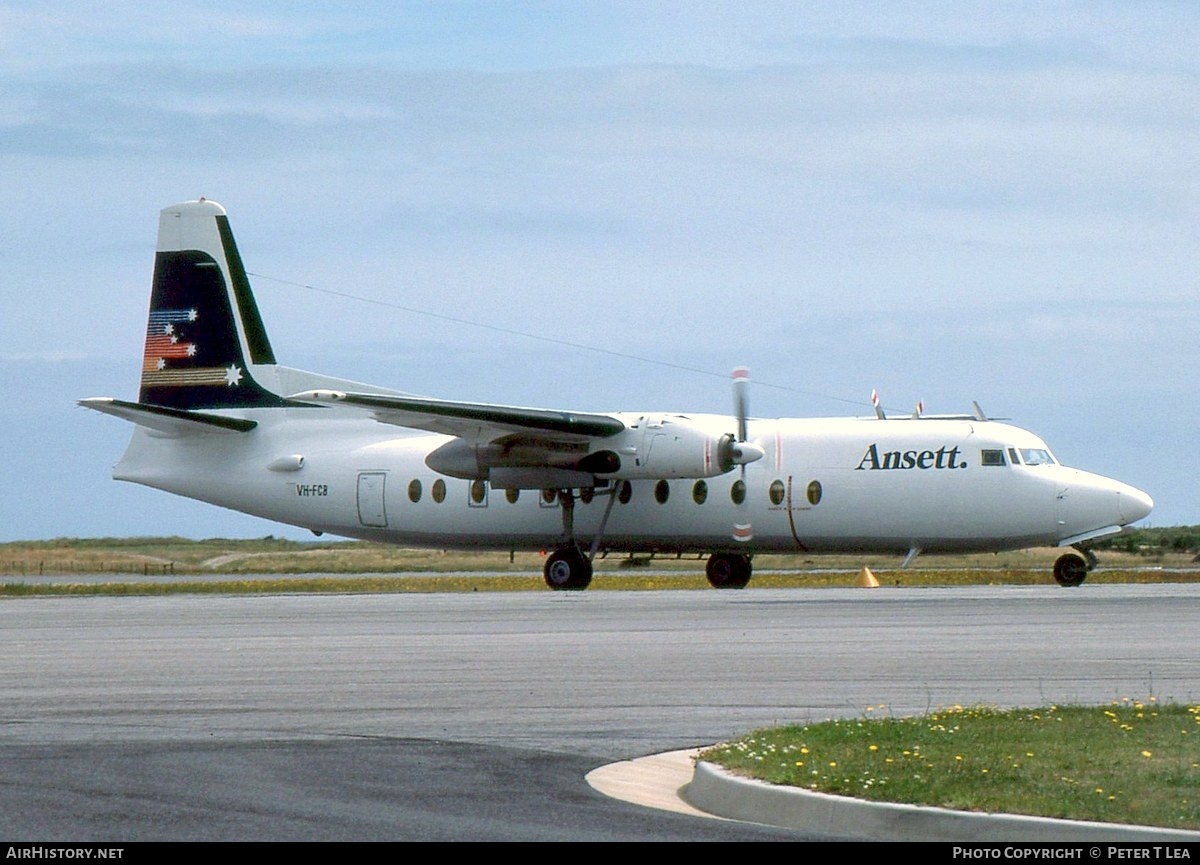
[594,419,764,481]
[425,437,590,481]
[423,417,764,487]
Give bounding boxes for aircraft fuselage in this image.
[113,411,1145,558]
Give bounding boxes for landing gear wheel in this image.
[1053,553,1088,587]
[543,547,593,591]
[706,553,752,589]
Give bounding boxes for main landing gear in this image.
[1053,546,1098,587]
[542,488,608,591]
[541,487,756,591]
[544,547,755,591]
[543,546,593,590]
[705,553,753,589]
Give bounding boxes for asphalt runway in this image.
[1,583,1197,841]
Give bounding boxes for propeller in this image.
[717,367,765,473]
[726,367,763,543]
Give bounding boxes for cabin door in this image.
[357,471,388,528]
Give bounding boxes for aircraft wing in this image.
[288,390,626,442]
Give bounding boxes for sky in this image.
[1,1,1197,541]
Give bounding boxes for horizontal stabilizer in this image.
[288,390,625,441]
[78,397,257,435]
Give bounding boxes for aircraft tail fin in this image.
[137,199,283,410]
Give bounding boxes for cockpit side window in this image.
[1008,447,1020,464]
[1020,448,1056,466]
[981,449,1007,466]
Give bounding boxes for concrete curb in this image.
[684,759,1200,842]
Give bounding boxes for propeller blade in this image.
[730,367,752,541]
[731,367,749,442]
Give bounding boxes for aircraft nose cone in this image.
[1056,471,1152,541]
[1119,486,1154,524]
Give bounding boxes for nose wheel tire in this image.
[706,553,752,589]
[543,547,593,591]
[1053,553,1088,587]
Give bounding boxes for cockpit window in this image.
[981,449,1007,466]
[1020,448,1056,466]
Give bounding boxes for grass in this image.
[1,535,1196,585]
[0,535,1196,597]
[699,699,1200,831]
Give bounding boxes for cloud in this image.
[3,58,1194,367]
[0,3,1196,538]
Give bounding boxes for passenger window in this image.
[432,479,446,503]
[730,479,746,505]
[768,479,785,506]
[981,449,1007,466]
[806,480,822,506]
[408,479,422,502]
[692,480,708,505]
[618,481,632,504]
[654,479,670,504]
[470,479,487,505]
[505,488,519,504]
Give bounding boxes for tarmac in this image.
[586,750,1200,842]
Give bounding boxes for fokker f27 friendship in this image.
[82,200,1153,589]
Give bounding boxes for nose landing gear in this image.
[1053,546,1098,587]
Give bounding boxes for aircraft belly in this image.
[344,478,796,553]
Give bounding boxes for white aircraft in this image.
[82,199,1153,590]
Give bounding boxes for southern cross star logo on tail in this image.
[140,307,242,389]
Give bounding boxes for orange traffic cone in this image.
[856,566,879,588]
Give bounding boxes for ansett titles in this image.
[856,443,966,471]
